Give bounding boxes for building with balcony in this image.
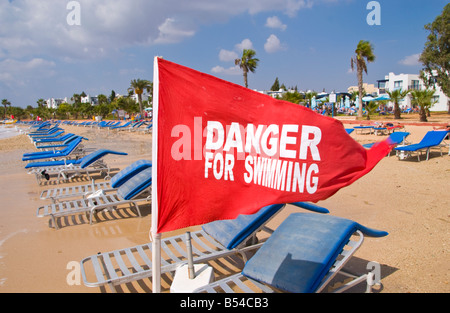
[377,72,448,112]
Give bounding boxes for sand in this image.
[0,117,448,293]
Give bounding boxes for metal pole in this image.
[185,232,196,279]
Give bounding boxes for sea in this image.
[0,125,21,140]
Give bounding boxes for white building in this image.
[377,72,449,112]
[45,97,74,109]
[81,95,99,105]
[255,88,299,99]
[130,93,150,103]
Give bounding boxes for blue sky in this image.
[0,0,447,108]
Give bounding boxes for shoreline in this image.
[0,118,449,293]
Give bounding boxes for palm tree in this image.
[2,99,11,119]
[410,89,437,122]
[351,40,376,119]
[128,79,152,118]
[387,89,410,119]
[235,49,259,88]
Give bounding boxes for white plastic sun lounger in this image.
[80,202,329,292]
[36,167,152,229]
[40,160,152,203]
[194,212,388,293]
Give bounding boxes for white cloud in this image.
[154,18,195,44]
[235,39,254,52]
[265,16,287,31]
[0,58,56,86]
[219,49,239,62]
[0,0,312,62]
[214,39,254,75]
[399,54,421,66]
[264,34,287,53]
[211,65,241,75]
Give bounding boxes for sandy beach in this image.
[0,116,448,293]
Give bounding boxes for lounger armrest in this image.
[290,202,329,214]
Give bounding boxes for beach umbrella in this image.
[374,95,390,101]
[362,96,375,102]
[311,96,317,109]
[345,96,350,108]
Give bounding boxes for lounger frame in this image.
[396,144,445,161]
[80,210,281,292]
[36,189,150,230]
[28,158,114,185]
[40,179,114,203]
[195,230,378,293]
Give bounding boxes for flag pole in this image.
[151,56,161,293]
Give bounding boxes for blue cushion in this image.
[395,131,449,152]
[242,213,388,293]
[25,159,81,169]
[117,167,152,200]
[39,133,72,141]
[110,160,152,188]
[202,204,284,249]
[22,137,82,161]
[79,149,128,169]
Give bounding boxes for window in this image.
[394,81,403,90]
[410,80,420,90]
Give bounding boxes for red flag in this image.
[153,58,392,234]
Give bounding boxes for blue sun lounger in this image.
[26,149,128,184]
[363,131,410,149]
[195,212,388,293]
[28,126,62,137]
[22,137,84,161]
[394,130,449,161]
[39,159,152,202]
[34,135,88,150]
[353,125,374,134]
[37,167,153,230]
[33,133,77,144]
[29,130,64,140]
[80,202,329,292]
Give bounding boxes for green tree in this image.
[351,40,376,119]
[280,91,302,104]
[36,99,45,109]
[128,79,152,117]
[271,77,280,91]
[97,94,108,105]
[79,102,93,119]
[365,101,379,120]
[387,89,410,119]
[419,3,450,114]
[2,99,11,119]
[109,90,117,103]
[235,49,259,88]
[9,106,26,120]
[56,103,72,120]
[410,89,437,122]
